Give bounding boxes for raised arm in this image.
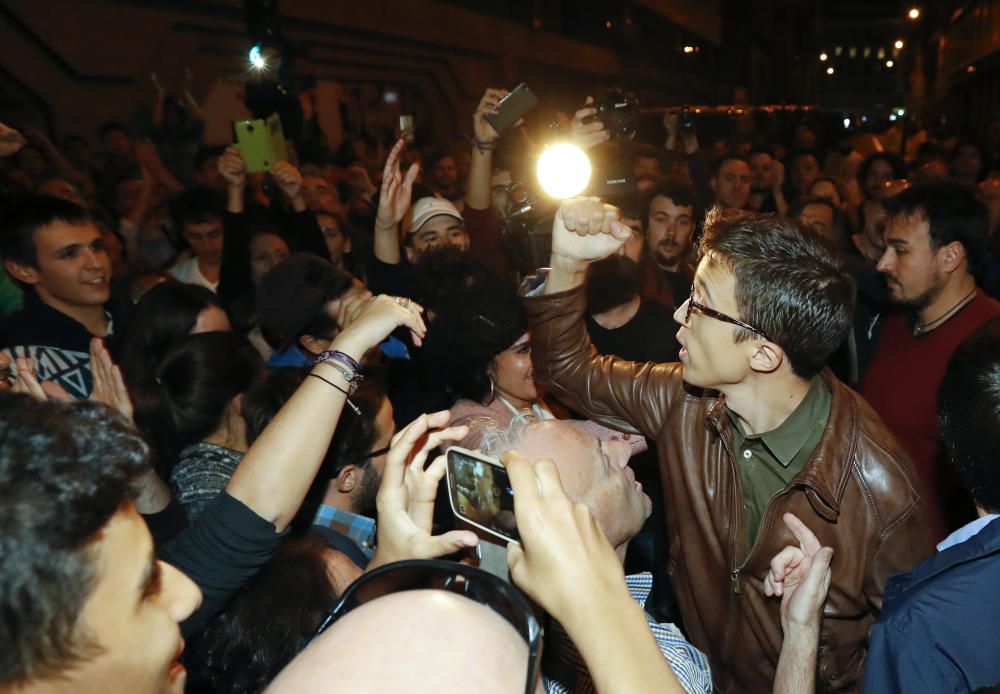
[465,87,506,211]
[225,294,427,532]
[373,138,419,265]
[524,198,683,438]
[764,513,834,694]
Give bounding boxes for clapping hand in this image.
[375,139,419,233]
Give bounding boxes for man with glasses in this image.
[521,199,933,692]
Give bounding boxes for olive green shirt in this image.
[727,376,831,555]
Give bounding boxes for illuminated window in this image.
[835,46,843,56]
[877,47,886,59]
[849,46,857,58]
[863,46,871,58]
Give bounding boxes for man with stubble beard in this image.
[636,182,699,313]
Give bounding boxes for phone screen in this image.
[446,447,518,543]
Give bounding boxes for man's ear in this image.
[404,245,417,264]
[344,236,352,254]
[335,465,358,494]
[748,341,783,375]
[299,333,328,357]
[938,240,966,274]
[4,259,40,286]
[709,176,718,194]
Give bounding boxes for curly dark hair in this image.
[0,394,148,685]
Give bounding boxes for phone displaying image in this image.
[484,82,539,136]
[446,447,519,543]
[233,113,288,173]
[399,115,415,143]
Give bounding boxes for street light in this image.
[826,67,835,75]
[894,39,905,50]
[908,7,921,20]
[819,52,828,61]
[886,60,895,68]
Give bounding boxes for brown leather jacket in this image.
[523,284,934,693]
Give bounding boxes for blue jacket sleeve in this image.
[863,620,962,694]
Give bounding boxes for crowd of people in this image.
[2,72,1000,694]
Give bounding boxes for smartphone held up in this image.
[446,447,519,544]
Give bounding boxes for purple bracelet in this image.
[315,350,360,372]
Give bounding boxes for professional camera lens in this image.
[588,88,639,141]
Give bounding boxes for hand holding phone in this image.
[233,113,288,173]
[446,447,519,543]
[484,83,538,137]
[368,412,478,571]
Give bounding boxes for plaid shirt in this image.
[312,504,376,559]
[543,573,712,694]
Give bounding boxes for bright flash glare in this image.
[249,45,266,70]
[537,144,592,199]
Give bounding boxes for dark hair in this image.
[194,145,225,171]
[0,194,92,268]
[61,134,88,150]
[951,139,989,180]
[241,372,387,531]
[711,152,749,177]
[629,144,663,168]
[788,195,838,220]
[242,368,310,444]
[123,281,229,416]
[938,316,1000,513]
[149,332,262,473]
[641,180,701,233]
[98,121,128,141]
[170,188,223,231]
[883,180,990,278]
[858,152,906,189]
[420,256,527,402]
[699,210,855,378]
[425,149,455,170]
[789,148,819,163]
[0,394,147,684]
[183,535,340,694]
[748,143,776,159]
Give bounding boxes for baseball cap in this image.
[406,196,464,237]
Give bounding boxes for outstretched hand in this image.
[376,138,420,232]
[368,411,477,569]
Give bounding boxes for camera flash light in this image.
[537,144,592,199]
[249,45,266,70]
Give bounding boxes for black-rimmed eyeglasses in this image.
[310,560,544,694]
[684,286,771,341]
